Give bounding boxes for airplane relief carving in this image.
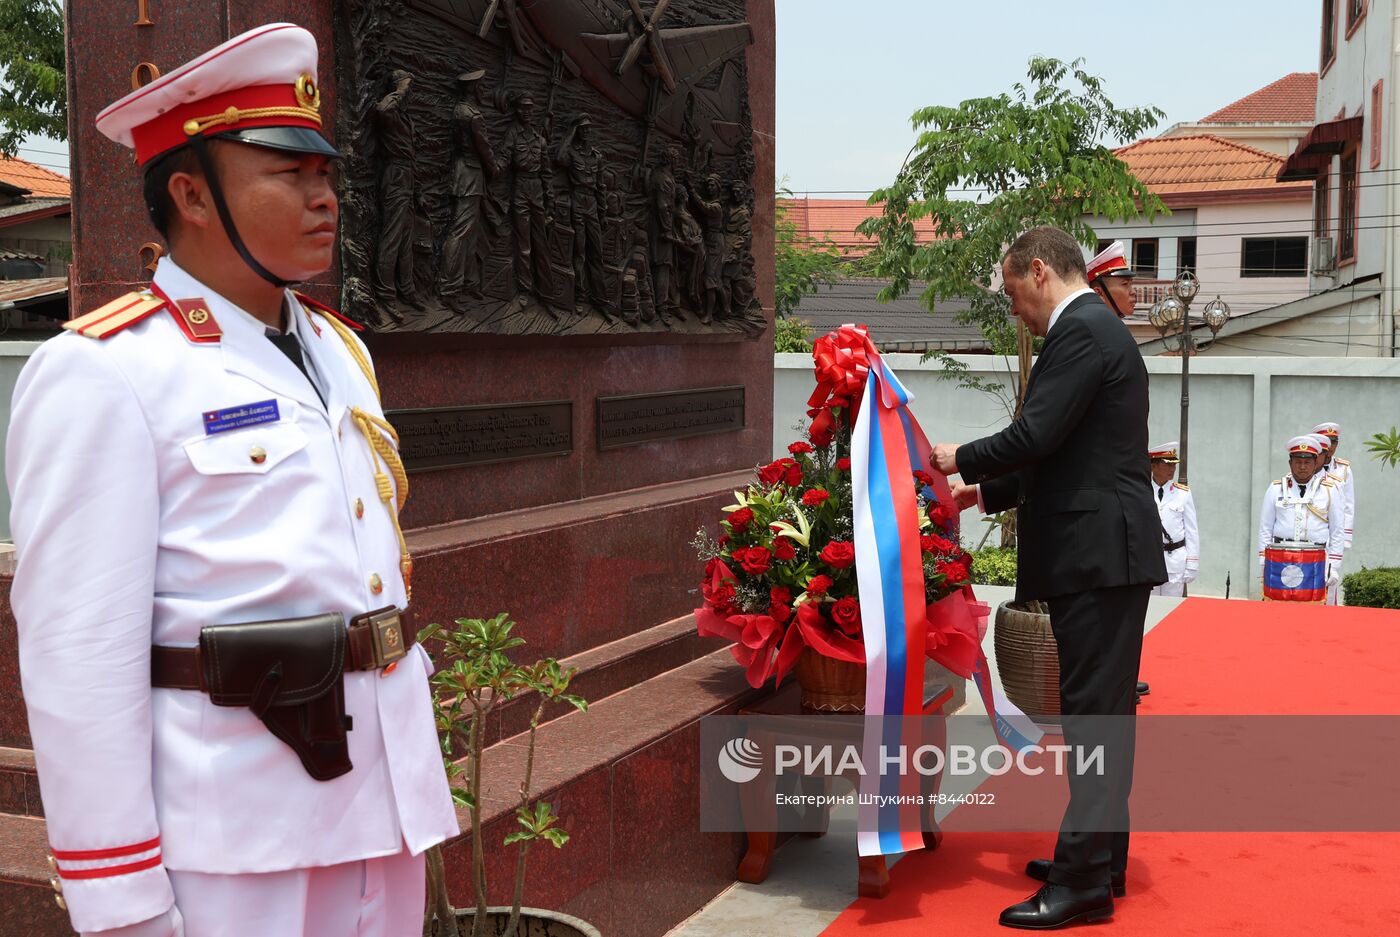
[335,0,763,336]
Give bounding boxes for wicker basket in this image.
[793,647,866,713]
[991,601,1061,724]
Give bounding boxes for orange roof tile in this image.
[779,198,938,251]
[1202,72,1317,124]
[1115,134,1311,203]
[0,154,71,199]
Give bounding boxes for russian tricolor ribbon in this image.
[845,325,1042,857]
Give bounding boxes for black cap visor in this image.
[213,126,341,159]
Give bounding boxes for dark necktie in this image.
[1157,486,1164,502]
[266,331,325,407]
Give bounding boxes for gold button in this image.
[55,893,67,911]
[47,855,57,873]
[369,573,383,594]
[188,307,209,325]
[49,875,62,894]
[355,498,365,519]
[250,446,267,465]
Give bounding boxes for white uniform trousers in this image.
[169,844,424,937]
[1152,581,1186,598]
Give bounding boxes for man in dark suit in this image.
[932,226,1166,929]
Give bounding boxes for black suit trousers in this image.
[1045,583,1150,889]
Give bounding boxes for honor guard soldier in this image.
[1085,240,1137,318]
[1312,422,1355,551]
[1257,436,1346,604]
[5,24,457,937]
[1148,442,1198,597]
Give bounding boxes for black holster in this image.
[199,613,354,781]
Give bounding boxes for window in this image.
[1339,146,1358,262]
[1131,238,1158,279]
[1347,0,1366,36]
[1095,239,1113,256]
[1372,80,1384,168]
[1315,166,1331,240]
[1178,237,1197,274]
[1322,0,1337,70]
[1241,238,1308,277]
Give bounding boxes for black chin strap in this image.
[1092,275,1129,318]
[189,136,296,289]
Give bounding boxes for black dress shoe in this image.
[1137,681,1150,695]
[1000,883,1114,929]
[1025,859,1125,897]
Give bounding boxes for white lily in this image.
[769,500,813,547]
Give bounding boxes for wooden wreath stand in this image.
[736,651,953,900]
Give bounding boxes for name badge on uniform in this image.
[203,400,280,435]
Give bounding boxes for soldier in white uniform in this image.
[5,25,458,937]
[1084,240,1137,319]
[1148,441,1198,597]
[1312,422,1355,551]
[1257,436,1346,604]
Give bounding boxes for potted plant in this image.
[691,331,983,709]
[415,612,599,937]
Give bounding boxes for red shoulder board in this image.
[63,292,167,339]
[295,292,364,331]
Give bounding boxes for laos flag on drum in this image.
[1263,546,1327,602]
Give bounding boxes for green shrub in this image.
[971,546,1017,586]
[1341,567,1400,609]
[774,315,814,353]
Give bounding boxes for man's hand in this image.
[949,479,979,512]
[931,443,960,474]
[1327,563,1341,587]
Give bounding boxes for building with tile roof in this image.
[1161,72,1317,157]
[0,154,71,283]
[778,197,939,254]
[787,279,996,353]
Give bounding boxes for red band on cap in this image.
[1088,256,1129,279]
[130,83,319,165]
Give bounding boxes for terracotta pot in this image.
[434,906,602,936]
[793,647,866,713]
[991,601,1061,724]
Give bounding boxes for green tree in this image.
[1366,427,1400,469]
[858,56,1167,411]
[774,184,845,319]
[0,0,65,158]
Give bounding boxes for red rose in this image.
[734,546,773,576]
[831,596,862,635]
[727,507,754,531]
[770,603,792,624]
[936,557,971,584]
[836,457,852,471]
[819,540,856,570]
[809,424,835,448]
[788,441,815,455]
[806,574,834,596]
[927,501,957,529]
[772,537,797,561]
[802,488,831,506]
[921,533,954,555]
[914,470,937,488]
[718,534,730,547]
[702,571,738,614]
[758,457,801,488]
[770,586,793,605]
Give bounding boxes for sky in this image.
[15,0,1322,184]
[775,0,1322,196]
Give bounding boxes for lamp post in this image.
[1148,271,1229,485]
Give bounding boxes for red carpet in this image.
[817,598,1400,935]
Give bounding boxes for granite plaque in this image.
[389,401,573,471]
[596,386,745,450]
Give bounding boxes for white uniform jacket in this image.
[1153,481,1198,585]
[1322,458,1355,549]
[6,259,458,933]
[1256,473,1345,573]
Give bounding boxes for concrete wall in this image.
[775,352,1400,600]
